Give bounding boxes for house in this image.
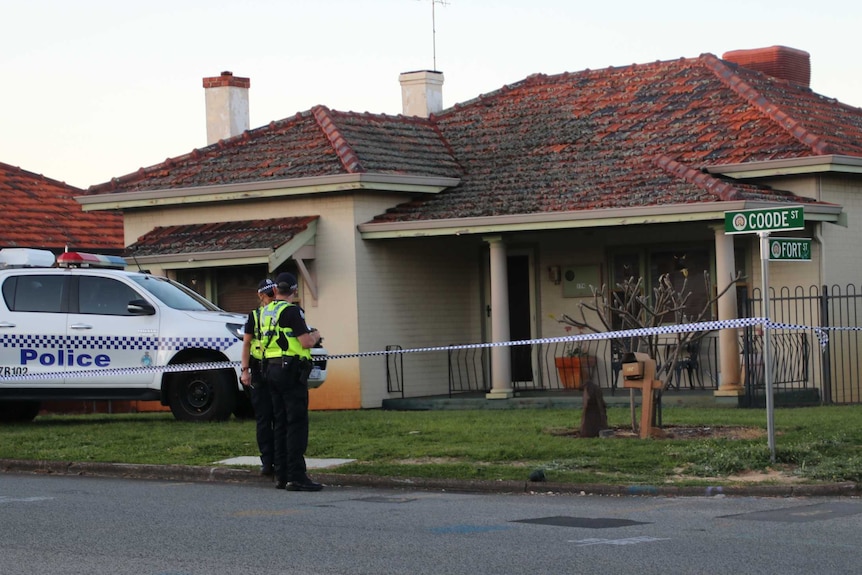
[77,46,862,410]
[0,162,123,254]
[0,162,127,414]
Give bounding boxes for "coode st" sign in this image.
[724,206,805,234]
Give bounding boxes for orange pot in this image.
[554,355,597,389]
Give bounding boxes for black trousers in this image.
[249,359,274,469]
[265,360,310,483]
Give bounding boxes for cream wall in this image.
[820,175,862,288]
[538,230,606,341]
[817,175,862,402]
[354,230,484,406]
[122,190,485,409]
[123,192,395,409]
[755,176,818,200]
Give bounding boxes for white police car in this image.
[0,249,327,423]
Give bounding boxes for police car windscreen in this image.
[129,275,221,312]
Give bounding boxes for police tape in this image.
[324,317,773,360]
[0,317,840,382]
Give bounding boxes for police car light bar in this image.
[56,252,127,269]
[0,248,57,268]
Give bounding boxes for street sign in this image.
[769,238,812,261]
[723,204,808,463]
[724,206,804,234]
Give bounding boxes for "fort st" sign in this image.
[768,238,812,261]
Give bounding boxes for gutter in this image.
[359,201,843,240]
[129,248,272,270]
[706,154,862,179]
[76,173,461,211]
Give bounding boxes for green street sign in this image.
[724,206,805,234]
[769,238,812,261]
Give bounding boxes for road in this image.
[1,473,861,574]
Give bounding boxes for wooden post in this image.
[621,352,663,439]
[623,378,663,438]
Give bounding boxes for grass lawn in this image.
[1,405,861,486]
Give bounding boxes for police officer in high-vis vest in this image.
[240,278,279,476]
[261,272,323,491]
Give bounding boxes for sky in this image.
[4,0,862,190]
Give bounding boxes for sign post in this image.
[758,231,776,460]
[724,206,805,463]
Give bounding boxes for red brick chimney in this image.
[202,71,250,145]
[722,46,811,87]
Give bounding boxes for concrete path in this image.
[216,456,356,469]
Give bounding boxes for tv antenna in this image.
[419,0,449,71]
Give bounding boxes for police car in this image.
[0,249,327,423]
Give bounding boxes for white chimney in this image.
[399,70,444,118]
[202,71,250,145]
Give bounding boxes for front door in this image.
[507,254,534,384]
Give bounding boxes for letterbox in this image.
[622,351,657,383]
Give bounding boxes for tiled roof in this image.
[126,216,318,257]
[375,55,838,222]
[0,161,123,251]
[88,107,460,194]
[88,51,860,223]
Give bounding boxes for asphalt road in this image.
[2,473,862,575]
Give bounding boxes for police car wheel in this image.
[0,400,41,423]
[168,368,236,422]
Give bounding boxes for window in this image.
[130,274,220,311]
[2,275,66,313]
[78,276,141,316]
[610,247,713,325]
[648,249,711,322]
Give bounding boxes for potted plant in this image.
[554,343,597,390]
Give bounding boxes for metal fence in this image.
[387,284,862,405]
[446,335,723,397]
[744,285,862,405]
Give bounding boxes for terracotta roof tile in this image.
[126,216,318,257]
[0,161,123,251]
[87,51,860,224]
[87,107,460,195]
[373,55,847,222]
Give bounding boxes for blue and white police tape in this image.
[0,361,237,382]
[323,317,772,360]
[324,316,831,359]
[0,317,839,381]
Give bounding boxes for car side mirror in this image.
[127,299,156,316]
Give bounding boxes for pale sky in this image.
[4,0,862,190]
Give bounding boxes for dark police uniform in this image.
[243,300,285,475]
[260,298,320,491]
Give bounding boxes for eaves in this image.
[357,202,843,240]
[128,221,318,273]
[76,173,461,211]
[707,155,862,179]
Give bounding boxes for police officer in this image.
[261,272,323,491]
[240,278,279,477]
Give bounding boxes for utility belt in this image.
[264,355,313,385]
